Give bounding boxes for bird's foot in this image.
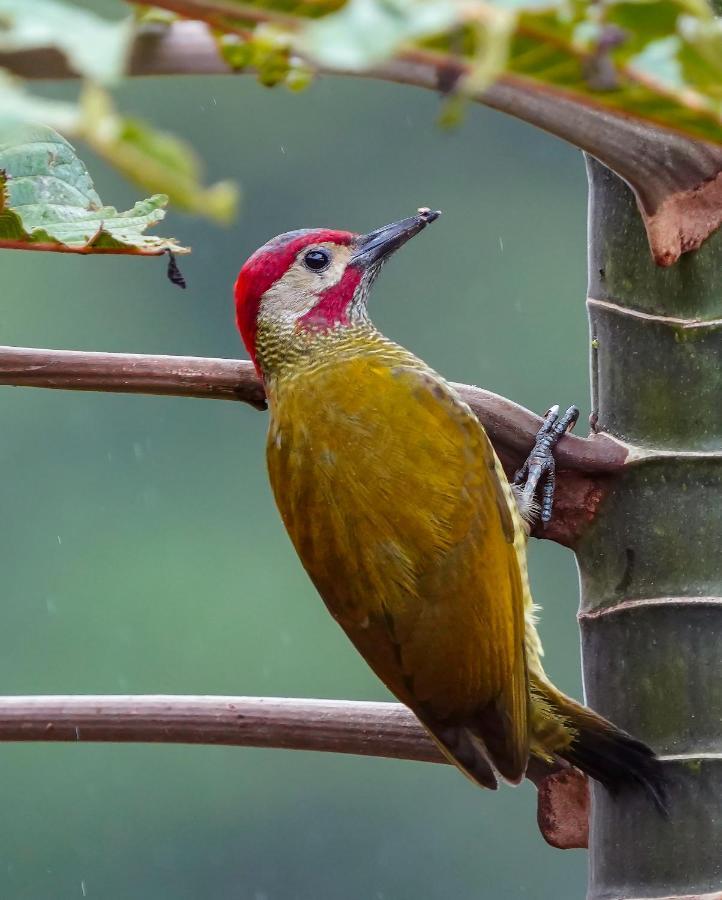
[513,405,579,526]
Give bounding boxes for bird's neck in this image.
[255,316,386,382]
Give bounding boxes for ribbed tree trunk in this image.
[577,157,722,899]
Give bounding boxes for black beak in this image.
[350,208,441,268]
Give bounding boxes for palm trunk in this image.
[577,157,722,899]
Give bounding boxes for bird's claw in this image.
[513,405,579,525]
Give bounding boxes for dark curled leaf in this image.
[165,249,187,289]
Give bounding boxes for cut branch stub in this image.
[479,82,722,268]
[536,767,590,851]
[0,694,588,850]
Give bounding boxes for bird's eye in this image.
[303,249,331,272]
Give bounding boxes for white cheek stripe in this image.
[259,242,352,325]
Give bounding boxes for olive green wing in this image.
[267,356,530,784]
[381,364,530,783]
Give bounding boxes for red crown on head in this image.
[234,229,356,371]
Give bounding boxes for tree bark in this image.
[579,157,722,899]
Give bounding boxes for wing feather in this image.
[267,353,530,782]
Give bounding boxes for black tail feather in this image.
[562,722,669,817]
[532,676,669,816]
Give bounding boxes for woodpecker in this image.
[234,210,665,807]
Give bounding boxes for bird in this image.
[233,208,666,809]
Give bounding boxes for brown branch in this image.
[0,344,625,467]
[4,19,721,264]
[0,345,268,410]
[0,695,442,757]
[0,693,588,849]
[0,344,624,544]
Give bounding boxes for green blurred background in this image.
[1,71,591,899]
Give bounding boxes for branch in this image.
[0,344,623,468]
[0,344,624,545]
[3,19,721,265]
[0,345,268,409]
[0,693,588,849]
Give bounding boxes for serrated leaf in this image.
[0,75,239,225]
[0,0,133,84]
[0,0,239,224]
[0,123,188,254]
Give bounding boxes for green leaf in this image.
[463,8,517,94]
[0,123,188,254]
[0,1,239,222]
[78,84,239,224]
[301,0,459,69]
[0,76,239,225]
[0,70,80,131]
[186,0,722,145]
[678,14,722,97]
[0,0,134,84]
[501,0,722,143]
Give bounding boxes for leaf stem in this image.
[0,240,167,256]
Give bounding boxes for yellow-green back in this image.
[265,329,530,783]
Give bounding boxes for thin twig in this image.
[0,694,589,848]
[0,692,556,777]
[0,345,268,411]
[0,695,444,759]
[0,693,566,779]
